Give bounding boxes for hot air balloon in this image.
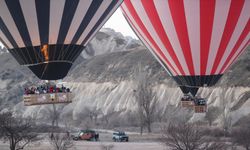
[0,0,123,80]
[121,0,250,112]
[0,0,123,106]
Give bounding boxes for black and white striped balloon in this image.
[0,0,123,80]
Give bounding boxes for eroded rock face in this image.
[82,28,142,59]
[0,28,250,127]
[13,81,250,127]
[0,46,8,54]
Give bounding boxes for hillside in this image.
[0,28,250,128]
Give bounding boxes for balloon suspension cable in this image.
[177,84,206,88]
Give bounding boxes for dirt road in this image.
[0,132,166,150]
[0,141,165,150]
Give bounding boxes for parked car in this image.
[112,131,129,142]
[72,130,99,141]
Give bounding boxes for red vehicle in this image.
[72,130,99,141]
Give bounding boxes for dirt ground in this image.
[0,133,166,150]
[0,134,245,150]
[0,141,165,150]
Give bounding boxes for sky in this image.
[103,8,138,39]
[0,8,137,48]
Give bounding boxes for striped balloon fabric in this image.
[0,0,123,80]
[121,0,250,92]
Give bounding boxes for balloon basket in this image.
[193,98,207,113]
[23,93,73,106]
[181,100,194,109]
[180,94,195,109]
[193,105,207,113]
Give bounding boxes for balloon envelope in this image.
[121,0,250,95]
[0,0,123,80]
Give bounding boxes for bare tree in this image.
[154,103,176,123]
[52,104,60,127]
[136,103,146,135]
[134,81,157,133]
[123,110,138,126]
[231,115,250,150]
[155,107,165,123]
[221,111,232,137]
[83,106,102,125]
[0,112,39,150]
[74,106,103,128]
[61,111,74,129]
[161,123,226,150]
[42,104,64,127]
[220,88,250,135]
[49,132,74,150]
[101,109,125,128]
[219,87,233,136]
[162,105,192,126]
[134,63,158,133]
[205,106,221,126]
[231,126,250,150]
[214,88,250,136]
[90,106,102,125]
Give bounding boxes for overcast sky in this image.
[103,8,137,39]
[0,8,137,48]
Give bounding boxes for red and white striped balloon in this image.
[121,0,250,94]
[121,0,249,76]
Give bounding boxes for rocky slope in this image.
[0,28,250,128]
[82,28,142,59]
[0,46,7,54]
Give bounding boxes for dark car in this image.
[72,130,99,141]
[112,131,129,142]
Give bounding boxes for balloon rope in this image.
[41,62,49,79]
[9,48,24,64]
[36,45,44,62]
[31,45,39,64]
[210,74,218,88]
[65,44,75,60]
[71,48,80,61]
[177,84,204,88]
[19,47,30,64]
[50,40,57,61]
[68,45,80,61]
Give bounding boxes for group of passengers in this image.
[181,94,194,101]
[24,85,70,95]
